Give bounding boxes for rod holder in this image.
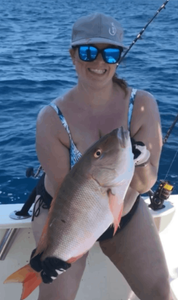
[0,228,20,261]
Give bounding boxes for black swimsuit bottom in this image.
[32,173,140,242]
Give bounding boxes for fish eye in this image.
[94,149,102,158]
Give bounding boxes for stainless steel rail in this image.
[0,228,20,261]
[0,208,32,261]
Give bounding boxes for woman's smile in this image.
[88,68,107,75]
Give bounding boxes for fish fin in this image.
[67,253,85,264]
[108,190,123,236]
[4,264,42,300]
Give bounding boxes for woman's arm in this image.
[36,105,70,197]
[130,91,162,194]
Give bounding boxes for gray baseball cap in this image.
[71,13,128,50]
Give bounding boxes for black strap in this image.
[15,186,37,217]
[31,195,48,221]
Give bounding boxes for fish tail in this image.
[4,263,42,300]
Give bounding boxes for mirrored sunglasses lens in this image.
[79,46,97,61]
[104,48,121,63]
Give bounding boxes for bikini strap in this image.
[49,103,73,141]
[49,103,82,168]
[128,88,137,131]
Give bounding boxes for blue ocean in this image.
[0,0,178,205]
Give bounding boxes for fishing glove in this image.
[131,138,150,167]
[30,248,71,283]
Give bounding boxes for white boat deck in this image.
[0,195,178,300]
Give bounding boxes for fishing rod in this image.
[163,113,178,145]
[148,113,178,210]
[119,0,170,64]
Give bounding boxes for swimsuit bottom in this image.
[32,173,140,242]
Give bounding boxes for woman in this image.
[31,13,171,300]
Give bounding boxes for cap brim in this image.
[71,37,128,50]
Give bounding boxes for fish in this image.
[4,127,135,299]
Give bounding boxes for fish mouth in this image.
[112,127,129,148]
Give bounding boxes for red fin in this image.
[108,190,123,236]
[67,253,85,264]
[4,264,42,300]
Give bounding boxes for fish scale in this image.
[42,178,113,261]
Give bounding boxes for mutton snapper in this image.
[4,127,135,299]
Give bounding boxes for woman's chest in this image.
[61,103,129,155]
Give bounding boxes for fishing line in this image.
[164,150,178,181]
[119,0,170,64]
[162,112,178,179]
[153,112,178,182]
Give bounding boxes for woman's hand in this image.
[131,138,150,167]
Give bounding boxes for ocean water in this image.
[0,0,178,205]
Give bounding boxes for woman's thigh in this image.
[99,197,170,300]
[31,196,88,300]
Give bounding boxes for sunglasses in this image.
[73,45,123,64]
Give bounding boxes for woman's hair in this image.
[112,73,128,97]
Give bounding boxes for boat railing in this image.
[0,197,176,261]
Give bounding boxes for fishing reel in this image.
[148,180,174,210]
[26,165,43,178]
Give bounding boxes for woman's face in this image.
[69,43,118,89]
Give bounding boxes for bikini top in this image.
[49,88,137,169]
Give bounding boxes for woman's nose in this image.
[95,53,104,63]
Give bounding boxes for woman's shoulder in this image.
[130,89,160,137]
[37,95,61,115]
[134,89,157,107]
[36,95,70,147]
[37,88,73,128]
[133,89,158,117]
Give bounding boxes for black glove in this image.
[131,138,150,167]
[30,248,71,283]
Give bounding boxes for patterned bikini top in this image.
[49,88,137,169]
